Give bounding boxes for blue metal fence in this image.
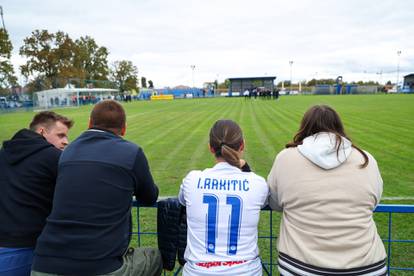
[132,202,414,275]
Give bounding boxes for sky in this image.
[2,0,414,87]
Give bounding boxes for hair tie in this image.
[220,142,226,147]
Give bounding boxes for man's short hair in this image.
[90,100,126,133]
[29,111,74,131]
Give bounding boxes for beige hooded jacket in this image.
[267,132,386,269]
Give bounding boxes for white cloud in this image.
[2,0,414,87]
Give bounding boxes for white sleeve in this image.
[178,179,186,206]
[258,175,270,208]
[366,151,383,208]
[373,158,383,207]
[178,170,199,206]
[267,156,283,211]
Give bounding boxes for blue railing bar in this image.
[134,232,158,235]
[133,201,414,213]
[382,239,414,243]
[374,204,414,213]
[134,232,277,239]
[133,201,414,273]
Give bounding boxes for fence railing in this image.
[132,202,414,275]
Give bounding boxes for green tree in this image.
[0,28,17,93]
[19,30,76,88]
[218,79,230,89]
[73,36,109,83]
[277,81,290,87]
[110,60,138,92]
[141,76,147,88]
[148,80,153,88]
[307,79,317,86]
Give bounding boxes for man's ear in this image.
[35,126,45,136]
[120,123,127,136]
[88,118,93,129]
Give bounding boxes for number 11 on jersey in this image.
[203,194,242,255]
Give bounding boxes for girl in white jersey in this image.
[178,120,269,276]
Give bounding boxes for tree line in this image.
[0,28,153,94]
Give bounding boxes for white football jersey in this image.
[178,162,269,275]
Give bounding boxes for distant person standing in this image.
[272,89,279,100]
[267,105,387,275]
[32,100,162,276]
[0,111,73,275]
[253,88,258,99]
[243,89,250,99]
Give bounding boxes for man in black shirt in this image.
[32,100,162,276]
[0,111,73,275]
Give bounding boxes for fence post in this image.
[387,212,392,274]
[270,210,273,275]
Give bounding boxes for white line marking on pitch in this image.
[382,197,414,200]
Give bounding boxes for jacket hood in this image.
[2,129,54,164]
[297,132,352,170]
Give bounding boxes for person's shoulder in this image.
[275,147,298,161]
[360,149,378,167]
[185,170,202,180]
[41,144,62,159]
[122,139,140,151]
[362,150,376,161]
[35,146,61,171]
[108,135,140,154]
[349,148,376,162]
[181,170,202,189]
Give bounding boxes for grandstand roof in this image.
[228,76,276,81]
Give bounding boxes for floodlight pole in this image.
[0,6,5,30]
[289,61,294,93]
[396,50,401,92]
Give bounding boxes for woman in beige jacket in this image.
[268,105,387,276]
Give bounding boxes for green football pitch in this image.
[1,94,413,200]
[1,94,413,274]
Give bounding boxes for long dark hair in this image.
[209,120,243,168]
[286,105,368,168]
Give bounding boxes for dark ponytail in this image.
[209,120,243,168]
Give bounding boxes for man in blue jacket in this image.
[0,111,73,275]
[32,100,162,276]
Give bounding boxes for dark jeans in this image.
[0,247,33,276]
